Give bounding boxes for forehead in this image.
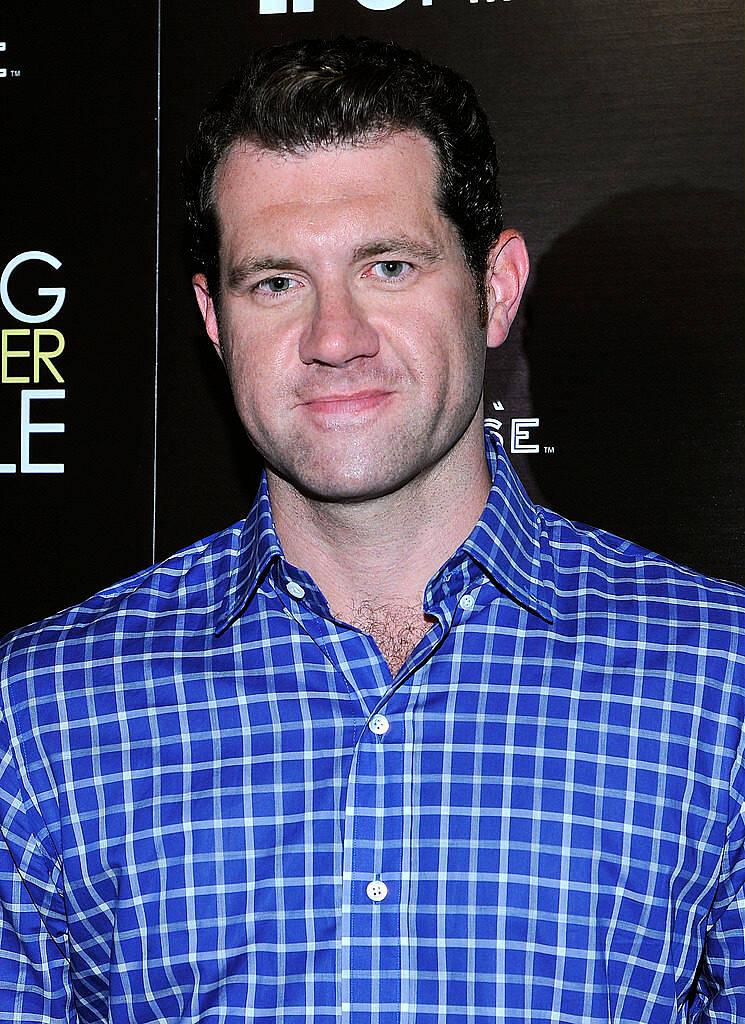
[211,132,452,256]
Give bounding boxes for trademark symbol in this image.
[543,445,555,454]
[10,69,21,77]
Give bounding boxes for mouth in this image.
[301,390,393,417]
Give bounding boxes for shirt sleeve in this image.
[691,740,745,1022]
[0,716,77,1023]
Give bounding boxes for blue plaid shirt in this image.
[1,432,744,1023]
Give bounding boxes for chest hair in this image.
[347,599,434,677]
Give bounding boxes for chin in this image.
[286,460,416,505]
[295,477,396,505]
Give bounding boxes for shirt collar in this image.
[214,476,282,634]
[215,429,554,633]
[462,430,554,623]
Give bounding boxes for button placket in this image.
[341,694,405,1020]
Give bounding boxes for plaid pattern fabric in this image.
[1,431,744,1023]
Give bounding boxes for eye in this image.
[367,260,413,281]
[255,275,298,295]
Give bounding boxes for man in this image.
[0,36,743,1023]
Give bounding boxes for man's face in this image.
[195,132,503,504]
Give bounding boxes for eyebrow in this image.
[351,237,445,265]
[226,256,298,292]
[225,236,445,292]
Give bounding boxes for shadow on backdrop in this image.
[524,187,744,585]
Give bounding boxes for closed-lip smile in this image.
[301,390,393,415]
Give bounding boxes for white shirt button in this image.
[368,714,390,735]
[459,593,475,611]
[286,581,305,599]
[366,879,388,902]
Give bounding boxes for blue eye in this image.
[373,261,409,279]
[259,276,293,293]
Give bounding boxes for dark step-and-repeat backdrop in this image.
[2,0,743,635]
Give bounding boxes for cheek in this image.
[402,290,482,378]
[222,319,287,390]
[220,346,268,427]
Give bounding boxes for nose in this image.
[298,282,379,366]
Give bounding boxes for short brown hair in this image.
[183,36,503,312]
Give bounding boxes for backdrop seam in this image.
[152,0,162,565]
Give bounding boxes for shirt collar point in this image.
[214,473,283,633]
[474,430,557,622]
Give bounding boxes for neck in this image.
[268,422,493,621]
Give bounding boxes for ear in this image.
[192,273,224,361]
[484,231,530,349]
